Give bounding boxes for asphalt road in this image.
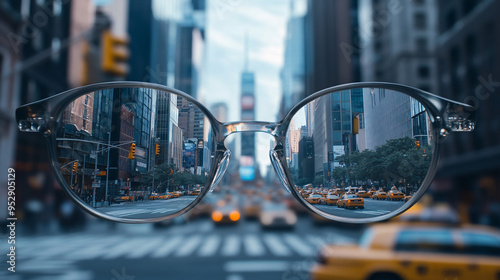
[5,217,364,280]
[315,198,406,218]
[97,196,198,219]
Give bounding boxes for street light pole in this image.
[93,143,99,207]
[105,132,111,205]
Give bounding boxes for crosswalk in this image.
[316,205,392,216]
[16,232,354,261]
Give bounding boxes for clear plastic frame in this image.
[16,81,475,223]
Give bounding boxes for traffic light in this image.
[415,140,420,149]
[352,115,360,135]
[128,143,136,159]
[155,143,160,155]
[101,29,129,76]
[72,161,78,172]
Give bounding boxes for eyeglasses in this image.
[16,81,475,223]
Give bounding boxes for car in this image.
[367,187,377,196]
[323,194,339,205]
[211,204,240,224]
[337,193,364,209]
[191,189,201,196]
[372,191,387,200]
[243,197,261,219]
[388,190,405,201]
[311,222,500,280]
[259,202,296,229]
[332,188,345,196]
[404,194,412,202]
[306,194,323,204]
[356,190,371,198]
[148,193,159,200]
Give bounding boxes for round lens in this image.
[286,87,433,220]
[55,87,215,221]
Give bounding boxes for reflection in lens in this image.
[286,88,432,219]
[55,88,215,220]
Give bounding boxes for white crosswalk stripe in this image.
[175,235,202,257]
[263,234,291,256]
[65,236,117,260]
[198,235,221,257]
[283,234,315,256]
[244,234,266,256]
[221,235,240,257]
[151,235,184,258]
[127,237,166,258]
[102,238,151,259]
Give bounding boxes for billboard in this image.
[240,156,255,181]
[183,142,196,168]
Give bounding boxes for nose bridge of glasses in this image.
[221,121,278,138]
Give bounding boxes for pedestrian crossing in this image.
[17,232,354,260]
[103,208,178,217]
[316,205,392,216]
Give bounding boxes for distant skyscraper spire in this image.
[244,31,249,71]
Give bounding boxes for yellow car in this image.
[337,193,364,209]
[388,190,405,201]
[372,191,387,200]
[191,189,201,196]
[356,190,371,198]
[306,194,323,204]
[312,222,500,280]
[323,194,339,205]
[148,193,159,200]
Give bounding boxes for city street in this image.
[316,199,406,218]
[3,217,363,280]
[99,197,198,219]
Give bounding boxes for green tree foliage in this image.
[332,137,432,186]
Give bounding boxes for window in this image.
[418,65,430,78]
[461,231,500,257]
[416,37,427,52]
[414,13,427,29]
[395,229,457,254]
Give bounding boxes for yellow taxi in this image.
[367,187,377,196]
[356,190,371,198]
[323,194,339,205]
[148,193,159,200]
[191,189,201,196]
[311,222,500,280]
[372,191,387,200]
[306,194,323,204]
[388,190,405,201]
[337,193,364,209]
[332,188,345,196]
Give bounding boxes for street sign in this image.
[92,181,100,188]
[96,171,107,176]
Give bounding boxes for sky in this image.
[201,0,291,173]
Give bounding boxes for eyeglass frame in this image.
[16,81,475,224]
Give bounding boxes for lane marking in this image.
[283,234,314,256]
[221,235,240,256]
[198,235,221,257]
[263,234,291,256]
[102,238,151,259]
[175,235,202,257]
[243,234,266,256]
[151,235,184,258]
[224,260,289,272]
[127,237,165,258]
